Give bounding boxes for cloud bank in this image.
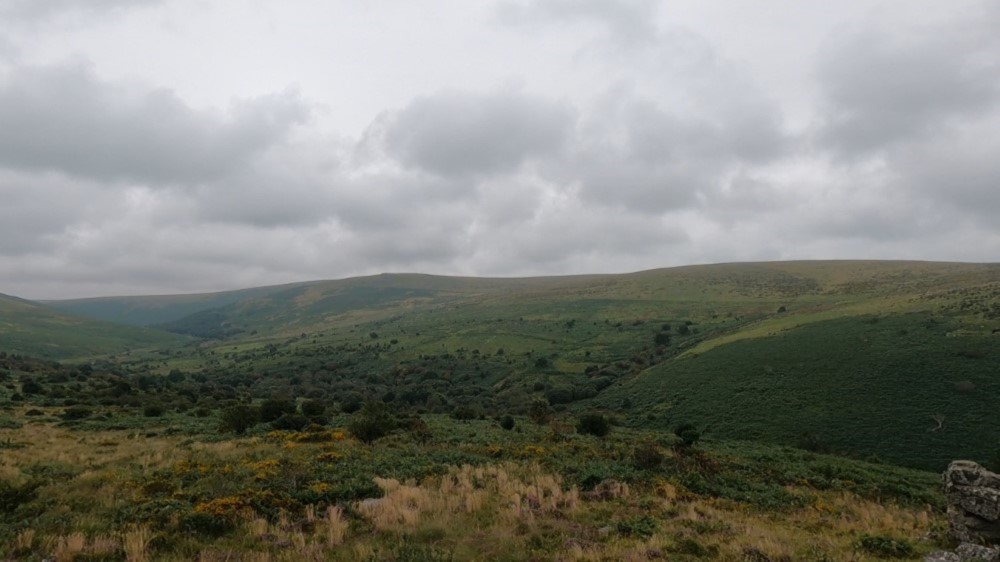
[0,0,997,299]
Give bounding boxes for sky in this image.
[1,0,998,299]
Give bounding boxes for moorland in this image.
[2,260,998,560]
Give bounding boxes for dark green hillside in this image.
[0,293,187,360]
[594,312,1000,471]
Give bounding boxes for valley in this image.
[2,260,998,560]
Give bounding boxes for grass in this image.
[0,410,948,561]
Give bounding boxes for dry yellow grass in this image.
[0,415,942,561]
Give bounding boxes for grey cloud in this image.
[0,0,163,21]
[816,7,1000,156]
[495,0,659,46]
[890,120,1000,224]
[0,170,125,256]
[556,92,786,213]
[0,62,308,185]
[376,90,575,177]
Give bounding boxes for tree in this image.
[219,404,259,435]
[348,402,397,444]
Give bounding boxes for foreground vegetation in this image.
[1,405,946,561]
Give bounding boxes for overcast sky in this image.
[1,0,998,299]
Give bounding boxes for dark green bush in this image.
[259,398,297,423]
[577,413,610,437]
[616,515,657,538]
[271,413,311,431]
[179,511,234,537]
[219,404,259,435]
[60,406,92,420]
[0,480,40,514]
[143,404,165,417]
[299,399,326,417]
[856,535,914,558]
[528,398,552,424]
[348,402,397,444]
[499,415,516,430]
[674,422,701,447]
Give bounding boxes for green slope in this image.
[592,312,1000,471]
[41,282,313,326]
[19,260,999,470]
[0,293,188,360]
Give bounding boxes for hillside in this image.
[41,282,314,326]
[0,293,188,360]
[83,260,999,471]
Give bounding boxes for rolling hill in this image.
[0,293,188,360]
[41,282,314,326]
[9,260,1000,469]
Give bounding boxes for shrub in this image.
[528,398,553,424]
[219,404,259,435]
[259,398,296,423]
[577,413,610,437]
[632,440,664,470]
[271,413,310,431]
[299,399,326,417]
[180,511,234,537]
[451,405,477,421]
[143,404,165,417]
[499,415,516,430]
[348,402,397,444]
[616,515,657,538]
[0,480,40,514]
[856,535,914,558]
[674,422,701,447]
[60,406,92,420]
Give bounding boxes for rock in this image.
[955,542,1000,561]
[923,553,960,562]
[944,461,1000,544]
[924,553,961,562]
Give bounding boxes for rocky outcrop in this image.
[927,462,1000,561]
[924,543,1000,562]
[943,461,1000,544]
